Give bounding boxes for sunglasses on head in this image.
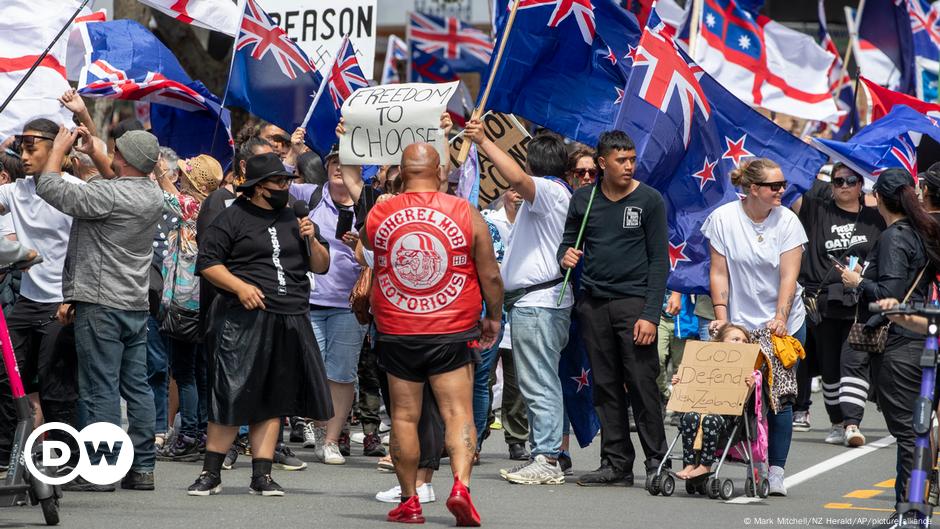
[15,134,54,148]
[832,175,860,187]
[754,181,788,192]
[574,168,597,177]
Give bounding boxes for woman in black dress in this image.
[188,153,333,496]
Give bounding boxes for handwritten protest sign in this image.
[666,341,761,416]
[340,82,459,165]
[265,0,377,79]
[449,112,530,208]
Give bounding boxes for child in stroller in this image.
[672,324,754,482]
[648,323,769,499]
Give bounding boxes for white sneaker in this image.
[504,455,564,485]
[792,410,811,432]
[811,376,822,393]
[302,422,319,448]
[768,466,787,496]
[351,432,366,445]
[322,442,346,465]
[844,425,866,447]
[379,419,391,433]
[824,424,845,445]
[375,483,436,503]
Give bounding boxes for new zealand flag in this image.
[615,8,826,294]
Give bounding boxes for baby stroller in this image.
[647,370,769,500]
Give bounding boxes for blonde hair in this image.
[730,158,780,189]
[713,323,752,343]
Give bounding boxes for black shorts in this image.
[376,339,479,383]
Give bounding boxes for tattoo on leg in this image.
[389,432,402,464]
[461,422,474,454]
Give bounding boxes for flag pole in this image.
[688,0,704,58]
[0,0,90,117]
[841,0,863,72]
[557,182,597,307]
[456,0,522,165]
[209,0,246,158]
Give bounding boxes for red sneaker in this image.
[387,496,425,524]
[446,480,481,527]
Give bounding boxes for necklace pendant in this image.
[757,234,764,243]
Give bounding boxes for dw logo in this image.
[23,422,134,486]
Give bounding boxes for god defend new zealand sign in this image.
[339,81,459,165]
[666,341,761,416]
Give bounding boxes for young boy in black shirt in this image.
[557,130,669,487]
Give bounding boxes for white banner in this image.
[340,81,459,165]
[264,0,377,79]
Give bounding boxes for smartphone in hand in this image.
[336,209,354,239]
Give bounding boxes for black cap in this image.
[873,168,915,199]
[237,153,293,191]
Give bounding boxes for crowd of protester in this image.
[0,89,938,525]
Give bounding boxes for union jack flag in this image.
[909,0,940,49]
[517,0,596,45]
[381,35,409,84]
[631,11,709,147]
[81,60,208,112]
[408,12,493,72]
[236,0,312,80]
[327,38,368,110]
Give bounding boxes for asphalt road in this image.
[0,398,917,529]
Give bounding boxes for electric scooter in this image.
[870,282,940,529]
[0,256,62,525]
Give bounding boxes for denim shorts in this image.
[309,307,367,383]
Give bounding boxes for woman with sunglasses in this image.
[566,147,597,189]
[794,163,884,447]
[701,157,808,497]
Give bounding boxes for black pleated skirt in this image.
[206,298,334,425]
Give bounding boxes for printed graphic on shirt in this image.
[623,206,642,229]
[825,222,869,252]
[374,206,469,314]
[268,226,287,295]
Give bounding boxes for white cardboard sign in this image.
[264,0,377,79]
[339,81,459,165]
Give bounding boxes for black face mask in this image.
[263,188,290,210]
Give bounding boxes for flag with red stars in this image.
[615,6,825,294]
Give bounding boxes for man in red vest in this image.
[363,143,503,526]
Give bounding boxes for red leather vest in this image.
[367,192,482,336]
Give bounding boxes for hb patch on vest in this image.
[374,206,469,313]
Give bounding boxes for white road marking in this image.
[726,435,896,504]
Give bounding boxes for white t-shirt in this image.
[501,177,573,309]
[700,200,807,335]
[482,207,514,349]
[0,175,84,303]
[0,214,14,238]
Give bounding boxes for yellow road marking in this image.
[824,503,895,513]
[843,490,884,499]
[874,479,895,488]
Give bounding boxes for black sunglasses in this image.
[15,134,54,148]
[832,176,860,187]
[754,181,788,192]
[574,168,598,177]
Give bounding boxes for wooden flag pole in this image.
[456,0,522,165]
[842,0,864,73]
[688,0,705,58]
[557,183,597,307]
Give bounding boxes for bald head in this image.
[400,143,440,189]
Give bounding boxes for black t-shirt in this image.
[558,181,669,324]
[197,186,238,329]
[197,197,330,315]
[355,186,382,231]
[798,181,885,317]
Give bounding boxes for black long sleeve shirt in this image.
[557,181,669,323]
